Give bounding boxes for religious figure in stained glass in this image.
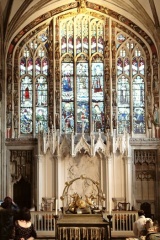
[25,87,30,99]
[63,75,72,92]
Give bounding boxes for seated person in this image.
[140,219,160,240]
[146,220,160,240]
[133,210,152,238]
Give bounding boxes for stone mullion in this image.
[111,21,116,133]
[48,19,54,129]
[104,18,111,133]
[54,17,60,130]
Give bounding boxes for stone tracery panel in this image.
[10,150,33,183]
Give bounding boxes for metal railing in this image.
[31,210,138,238]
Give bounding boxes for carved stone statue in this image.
[112,115,117,129]
[77,0,87,13]
[153,103,159,125]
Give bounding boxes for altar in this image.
[56,214,111,240]
[55,176,111,240]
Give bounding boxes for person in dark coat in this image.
[0,196,19,240]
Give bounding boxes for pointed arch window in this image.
[20,30,49,134]
[116,33,146,134]
[60,15,105,133]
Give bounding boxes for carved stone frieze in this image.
[130,138,160,146]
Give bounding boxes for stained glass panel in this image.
[120,48,126,57]
[20,57,26,76]
[77,101,89,133]
[35,58,41,76]
[76,62,89,100]
[68,20,74,55]
[97,23,104,54]
[83,37,89,54]
[117,34,126,43]
[21,76,32,107]
[76,36,82,55]
[82,17,89,54]
[42,58,48,75]
[117,58,123,76]
[27,58,33,75]
[117,76,130,134]
[118,107,130,134]
[68,36,74,54]
[62,63,74,101]
[38,47,45,57]
[20,108,32,134]
[36,107,48,133]
[124,58,130,76]
[77,62,89,133]
[133,76,145,134]
[62,102,74,132]
[117,76,130,106]
[35,76,48,106]
[20,76,33,134]
[92,102,105,132]
[24,48,30,57]
[133,108,145,134]
[133,76,144,108]
[61,36,67,55]
[92,63,103,101]
[91,22,97,54]
[139,57,144,75]
[132,57,138,76]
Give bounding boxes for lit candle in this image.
[103,194,105,207]
[55,199,57,215]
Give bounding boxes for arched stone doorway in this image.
[13,177,31,209]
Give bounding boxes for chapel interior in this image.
[0,0,160,223]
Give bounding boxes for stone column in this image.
[36,155,44,210]
[123,155,132,208]
[156,147,160,220]
[55,154,63,211]
[105,155,113,213]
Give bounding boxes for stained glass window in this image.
[61,15,104,133]
[20,29,48,134]
[116,33,145,134]
[17,17,147,136]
